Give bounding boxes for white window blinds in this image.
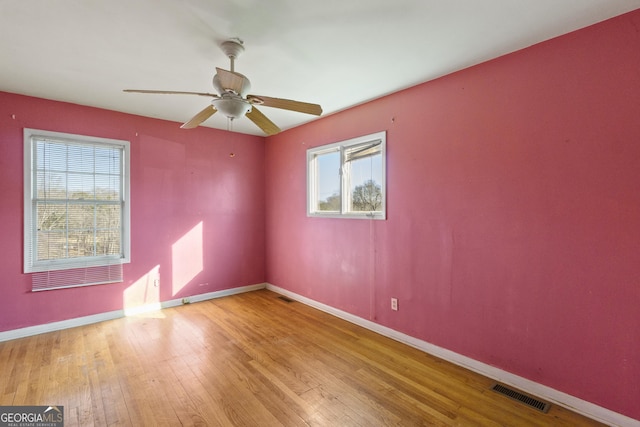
[24,129,130,290]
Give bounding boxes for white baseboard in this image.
[0,309,125,343]
[265,284,639,427]
[0,283,267,343]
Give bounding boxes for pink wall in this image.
[0,92,266,331]
[1,8,639,422]
[265,10,640,420]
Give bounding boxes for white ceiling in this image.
[1,0,639,136]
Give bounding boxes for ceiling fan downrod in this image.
[220,38,244,73]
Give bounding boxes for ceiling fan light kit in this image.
[211,96,252,120]
[124,38,322,135]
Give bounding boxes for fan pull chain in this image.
[228,118,236,157]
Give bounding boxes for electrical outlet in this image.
[391,298,398,311]
[153,278,160,287]
[181,298,190,305]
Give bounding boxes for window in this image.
[24,128,130,290]
[307,131,386,219]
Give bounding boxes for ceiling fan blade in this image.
[215,68,251,95]
[180,105,217,129]
[248,95,322,116]
[124,89,217,97]
[246,106,281,136]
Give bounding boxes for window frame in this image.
[23,128,131,274]
[307,131,386,220]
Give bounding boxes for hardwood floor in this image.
[0,289,604,426]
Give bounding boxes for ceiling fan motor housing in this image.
[212,72,251,97]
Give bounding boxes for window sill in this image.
[307,212,386,220]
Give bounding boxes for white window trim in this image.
[23,128,131,274]
[307,131,386,220]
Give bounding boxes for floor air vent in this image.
[491,383,551,413]
[278,296,295,303]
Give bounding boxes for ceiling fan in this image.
[124,39,322,135]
